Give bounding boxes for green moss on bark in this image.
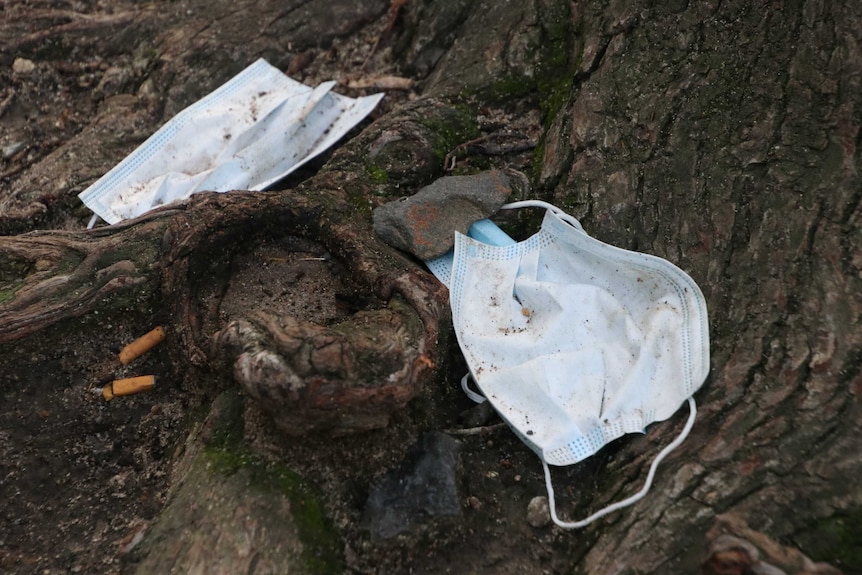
[202,391,343,575]
[417,103,481,165]
[793,510,862,572]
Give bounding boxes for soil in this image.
[0,296,184,573]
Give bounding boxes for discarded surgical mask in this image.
[79,59,383,227]
[427,200,709,528]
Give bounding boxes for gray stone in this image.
[362,431,462,540]
[372,168,529,260]
[460,400,495,428]
[527,496,550,528]
[12,58,35,75]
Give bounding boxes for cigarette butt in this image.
[102,375,156,401]
[119,327,166,365]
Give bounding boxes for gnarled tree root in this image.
[0,99,458,435]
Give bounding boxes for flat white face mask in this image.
[79,59,383,226]
[439,201,710,528]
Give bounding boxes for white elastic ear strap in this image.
[461,373,487,404]
[500,199,585,232]
[543,396,697,529]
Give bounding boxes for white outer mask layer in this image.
[447,201,710,527]
[78,59,383,226]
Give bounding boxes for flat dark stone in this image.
[372,168,529,260]
[361,431,462,540]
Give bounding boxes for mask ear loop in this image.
[500,200,585,233]
[461,373,487,404]
[543,396,697,529]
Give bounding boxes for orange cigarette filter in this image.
[102,375,156,401]
[119,326,166,365]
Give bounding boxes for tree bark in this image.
[1,0,860,574]
[531,2,861,573]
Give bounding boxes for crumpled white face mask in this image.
[440,200,710,528]
[79,59,383,226]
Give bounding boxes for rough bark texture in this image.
[531,2,862,573]
[1,0,860,574]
